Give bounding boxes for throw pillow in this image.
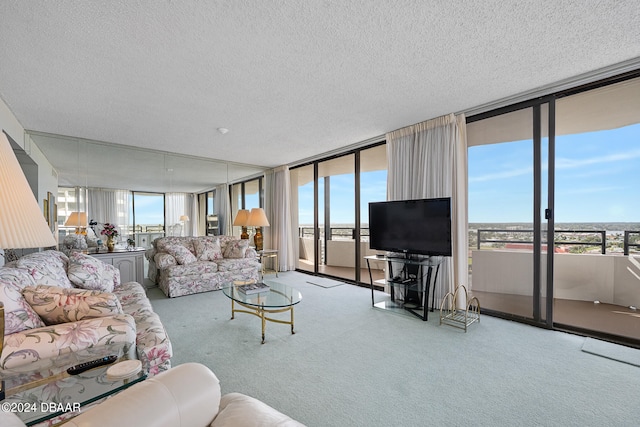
[165,244,197,265]
[16,250,73,288]
[0,267,37,289]
[0,279,46,334]
[67,251,118,292]
[193,238,223,261]
[22,285,124,325]
[223,239,249,259]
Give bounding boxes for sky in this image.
[297,123,639,226]
[468,123,640,223]
[131,123,639,227]
[132,193,164,225]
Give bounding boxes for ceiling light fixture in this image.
[217,128,229,135]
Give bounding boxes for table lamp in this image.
[0,131,57,388]
[179,215,189,237]
[65,211,88,234]
[233,209,250,239]
[246,208,270,251]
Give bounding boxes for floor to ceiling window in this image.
[318,154,356,281]
[552,76,640,341]
[290,142,387,284]
[467,103,552,325]
[132,192,165,248]
[291,164,316,274]
[467,72,640,345]
[360,145,388,283]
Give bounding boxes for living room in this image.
[1,2,640,426]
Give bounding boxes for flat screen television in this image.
[368,197,452,257]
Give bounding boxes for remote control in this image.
[67,355,118,375]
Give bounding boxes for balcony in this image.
[298,226,640,344]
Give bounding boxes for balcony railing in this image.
[299,227,369,240]
[474,229,640,255]
[624,231,640,255]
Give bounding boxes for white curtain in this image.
[265,166,296,271]
[165,193,197,236]
[197,193,207,236]
[87,188,131,242]
[165,193,185,236]
[386,113,468,305]
[188,194,198,236]
[216,183,232,236]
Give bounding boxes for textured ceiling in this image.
[1,1,639,191]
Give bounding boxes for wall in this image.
[471,250,640,307]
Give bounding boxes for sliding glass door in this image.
[290,143,387,283]
[467,103,553,325]
[318,155,355,281]
[552,77,640,341]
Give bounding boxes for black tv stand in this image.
[364,254,444,321]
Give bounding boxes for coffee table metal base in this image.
[230,299,295,344]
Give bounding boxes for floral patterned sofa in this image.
[0,250,172,376]
[146,236,261,298]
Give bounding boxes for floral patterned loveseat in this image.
[146,236,261,298]
[0,250,172,376]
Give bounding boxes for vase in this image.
[107,236,115,252]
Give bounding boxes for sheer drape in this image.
[165,193,185,236]
[197,193,207,236]
[386,113,468,305]
[87,189,131,241]
[216,184,232,236]
[165,193,197,236]
[187,194,197,236]
[265,166,296,271]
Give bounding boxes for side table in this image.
[257,249,279,277]
[1,345,145,426]
[89,247,145,283]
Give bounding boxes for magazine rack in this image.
[439,285,480,332]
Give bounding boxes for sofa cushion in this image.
[165,244,197,265]
[22,285,124,325]
[0,279,46,334]
[16,250,74,288]
[194,238,223,261]
[68,251,120,292]
[223,239,249,259]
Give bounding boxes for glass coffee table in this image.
[222,279,302,344]
[0,343,145,426]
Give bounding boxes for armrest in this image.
[0,301,4,365]
[154,252,177,269]
[145,247,156,261]
[245,247,258,259]
[64,363,221,427]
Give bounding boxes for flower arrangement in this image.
[100,223,119,238]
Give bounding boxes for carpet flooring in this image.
[147,272,640,427]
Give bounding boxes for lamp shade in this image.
[0,132,57,249]
[232,209,250,226]
[64,211,88,228]
[246,208,270,227]
[179,215,189,222]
